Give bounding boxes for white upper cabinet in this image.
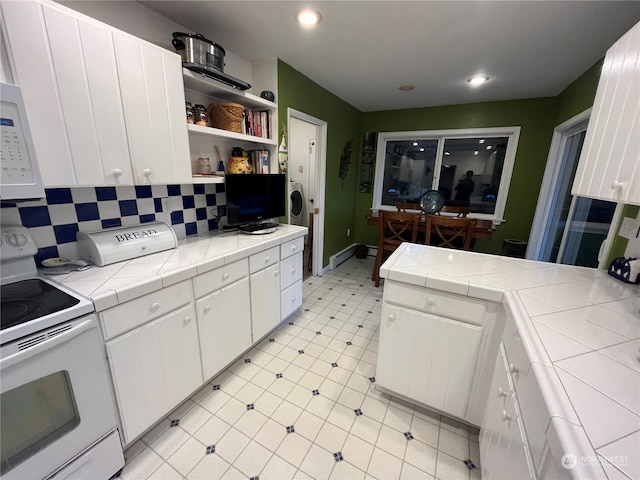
[0,0,190,186]
[113,32,191,185]
[572,21,640,205]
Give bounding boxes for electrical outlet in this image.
[347,228,351,237]
[161,197,171,213]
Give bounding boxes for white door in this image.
[529,111,618,267]
[288,109,327,276]
[250,264,281,341]
[197,277,252,381]
[377,304,482,418]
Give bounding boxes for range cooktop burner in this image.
[0,279,80,331]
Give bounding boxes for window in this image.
[372,128,520,223]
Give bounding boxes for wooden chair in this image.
[439,205,471,217]
[425,214,477,250]
[372,210,421,287]
[396,202,421,212]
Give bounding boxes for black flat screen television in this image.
[225,174,286,233]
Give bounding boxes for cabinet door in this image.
[113,32,191,185]
[197,277,252,381]
[106,304,201,444]
[377,304,482,418]
[572,22,640,204]
[1,1,74,185]
[281,279,302,321]
[280,252,302,290]
[156,304,203,409]
[480,344,534,480]
[250,263,281,341]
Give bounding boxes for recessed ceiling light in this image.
[295,9,322,26]
[445,151,451,156]
[467,75,490,86]
[419,148,425,152]
[412,142,418,146]
[486,145,492,149]
[398,85,415,91]
[474,151,479,155]
[479,139,485,144]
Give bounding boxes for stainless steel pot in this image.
[172,32,226,72]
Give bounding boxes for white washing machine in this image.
[290,181,306,226]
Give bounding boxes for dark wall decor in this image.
[338,139,353,188]
[359,132,377,193]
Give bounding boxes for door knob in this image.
[143,168,152,177]
[112,168,123,177]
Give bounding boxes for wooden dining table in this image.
[366,212,495,240]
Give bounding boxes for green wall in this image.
[356,99,558,254]
[277,60,363,267]
[278,56,610,265]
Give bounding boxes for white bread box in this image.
[76,222,177,266]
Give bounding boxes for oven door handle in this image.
[0,318,96,370]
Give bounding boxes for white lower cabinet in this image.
[197,276,252,381]
[281,279,303,320]
[250,263,281,341]
[377,303,482,419]
[480,343,535,480]
[106,303,202,444]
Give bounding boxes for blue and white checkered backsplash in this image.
[0,183,226,266]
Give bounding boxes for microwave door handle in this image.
[0,319,95,370]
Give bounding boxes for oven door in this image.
[0,315,121,480]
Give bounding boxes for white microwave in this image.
[0,82,44,200]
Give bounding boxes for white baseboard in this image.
[328,244,378,270]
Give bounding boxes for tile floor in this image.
[118,256,481,480]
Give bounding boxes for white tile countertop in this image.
[46,225,308,312]
[380,243,640,480]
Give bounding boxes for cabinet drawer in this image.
[249,246,279,274]
[281,279,302,320]
[100,280,191,340]
[193,258,248,298]
[384,281,486,324]
[280,237,304,260]
[280,253,303,290]
[501,315,532,392]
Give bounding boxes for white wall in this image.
[56,0,253,88]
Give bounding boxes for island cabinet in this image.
[0,0,190,186]
[480,343,535,480]
[100,281,203,445]
[194,259,252,381]
[250,247,281,341]
[377,280,501,426]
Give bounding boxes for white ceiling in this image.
[140,1,640,112]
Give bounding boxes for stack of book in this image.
[243,109,271,138]
[247,150,270,174]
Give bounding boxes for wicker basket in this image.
[209,102,245,133]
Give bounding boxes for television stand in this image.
[240,222,278,235]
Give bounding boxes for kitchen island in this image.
[378,243,639,480]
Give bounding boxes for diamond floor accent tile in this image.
[119,257,481,480]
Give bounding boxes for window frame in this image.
[372,127,521,224]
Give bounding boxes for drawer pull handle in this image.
[150,302,160,313]
[204,305,211,313]
[143,168,152,177]
[498,387,508,398]
[292,297,296,303]
[611,180,624,190]
[184,315,191,325]
[501,410,512,422]
[291,268,296,274]
[112,168,123,178]
[275,269,279,276]
[509,363,519,374]
[223,273,229,281]
[292,245,297,250]
[426,298,436,306]
[387,314,395,321]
